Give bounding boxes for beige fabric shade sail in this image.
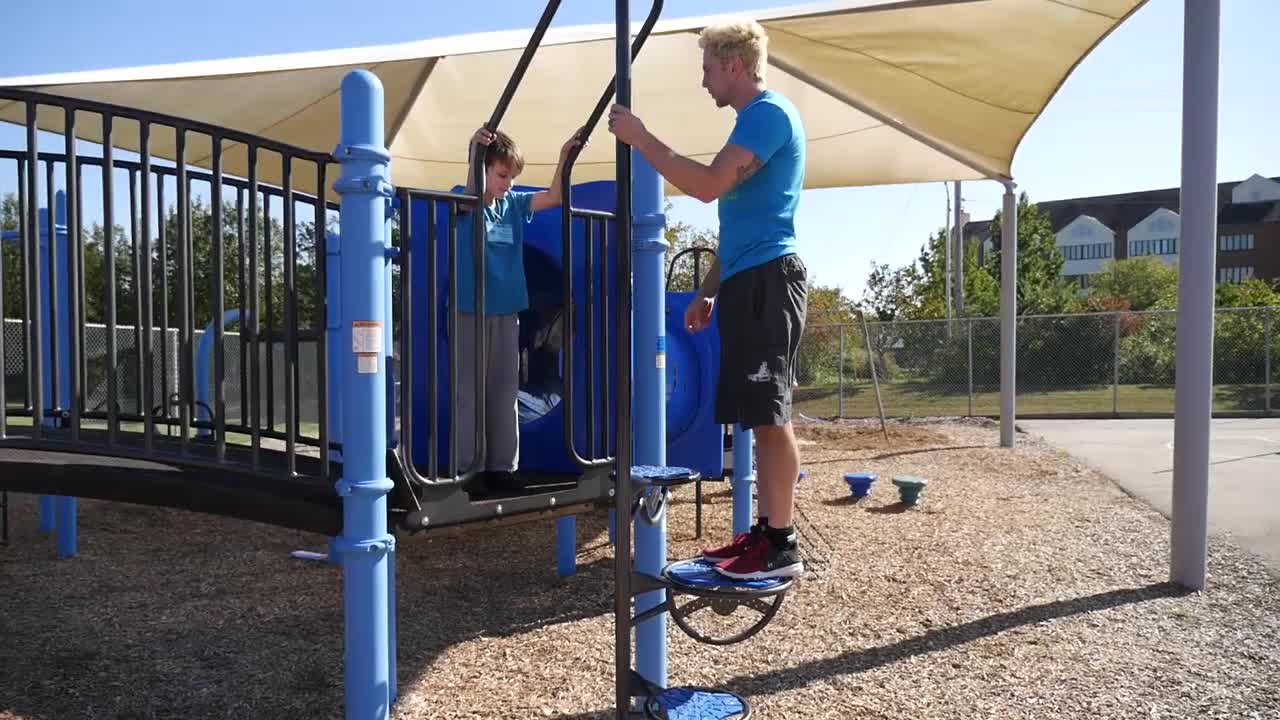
[0,0,1146,200]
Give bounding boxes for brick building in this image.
[966,173,1280,290]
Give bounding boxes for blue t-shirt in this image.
[717,90,806,282]
[455,190,534,316]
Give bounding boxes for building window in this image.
[1130,237,1178,257]
[1218,266,1255,284]
[1061,242,1114,262]
[1219,233,1256,251]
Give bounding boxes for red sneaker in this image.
[714,535,803,580]
[699,524,763,562]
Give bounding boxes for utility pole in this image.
[954,181,965,315]
[944,182,952,323]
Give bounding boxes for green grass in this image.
[795,381,1276,418]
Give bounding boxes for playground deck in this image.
[2,418,1277,719]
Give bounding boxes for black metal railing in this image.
[558,0,664,467]
[0,87,335,479]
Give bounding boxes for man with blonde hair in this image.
[609,19,807,580]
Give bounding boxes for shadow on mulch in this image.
[0,497,616,720]
[547,582,1193,720]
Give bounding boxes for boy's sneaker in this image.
[714,536,803,580]
[699,523,764,562]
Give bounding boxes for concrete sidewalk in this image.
[1019,418,1280,573]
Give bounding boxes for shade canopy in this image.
[0,0,1146,199]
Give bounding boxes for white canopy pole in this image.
[1171,0,1220,591]
[999,181,1017,448]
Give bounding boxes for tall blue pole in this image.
[41,193,77,556]
[632,155,667,689]
[333,69,394,720]
[732,424,754,536]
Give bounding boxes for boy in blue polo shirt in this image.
[455,126,584,492]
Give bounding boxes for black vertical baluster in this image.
[0,161,10,435]
[41,152,58,427]
[248,147,261,467]
[102,112,117,446]
[25,105,43,438]
[314,162,328,480]
[44,158,59,425]
[264,189,275,436]
[211,136,226,461]
[76,157,87,425]
[139,123,154,448]
[426,196,438,481]
[447,202,459,477]
[129,167,143,419]
[15,156,25,422]
[157,175,170,433]
[176,129,191,453]
[282,156,296,475]
[584,215,595,457]
[600,218,610,455]
[236,186,247,430]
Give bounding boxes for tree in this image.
[988,192,1078,316]
[1087,257,1179,311]
[662,202,718,293]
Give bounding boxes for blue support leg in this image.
[333,69,395,720]
[632,155,668,690]
[387,535,397,705]
[608,507,617,545]
[38,496,55,535]
[55,496,76,558]
[556,515,577,577]
[732,424,754,536]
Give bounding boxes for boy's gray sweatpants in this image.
[456,312,520,473]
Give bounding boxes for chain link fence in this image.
[795,306,1278,419]
[8,306,1277,422]
[4,318,321,432]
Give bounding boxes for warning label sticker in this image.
[352,320,383,354]
[357,354,379,374]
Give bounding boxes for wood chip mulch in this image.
[2,418,1277,719]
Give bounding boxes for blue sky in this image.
[3,0,1277,299]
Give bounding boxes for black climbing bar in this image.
[25,102,43,438]
[560,0,665,469]
[584,216,595,457]
[211,136,227,462]
[613,0,636,714]
[139,122,154,449]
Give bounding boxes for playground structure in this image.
[0,0,1227,718]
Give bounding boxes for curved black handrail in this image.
[462,0,565,479]
[559,0,666,469]
[665,246,718,292]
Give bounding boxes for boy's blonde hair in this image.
[698,20,768,83]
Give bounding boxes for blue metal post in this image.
[556,515,576,577]
[38,497,55,534]
[333,69,395,720]
[195,310,241,438]
[54,191,76,558]
[632,155,667,689]
[732,424,754,536]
